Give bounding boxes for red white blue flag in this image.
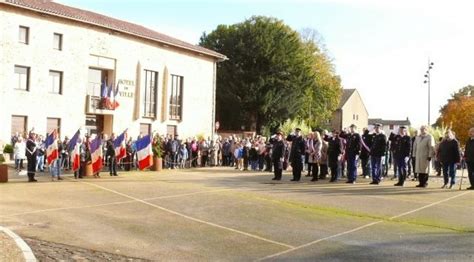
[45,129,59,165]
[136,135,152,170]
[67,129,81,172]
[90,136,103,173]
[114,130,127,160]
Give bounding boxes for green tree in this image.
[200,16,340,134]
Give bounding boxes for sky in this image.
[59,0,474,127]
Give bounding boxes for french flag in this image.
[136,135,152,170]
[114,130,127,160]
[45,129,59,165]
[90,136,103,173]
[67,129,81,172]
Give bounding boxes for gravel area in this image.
[0,231,24,261]
[24,237,150,261]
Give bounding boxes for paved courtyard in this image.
[1,167,473,261]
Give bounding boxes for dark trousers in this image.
[419,173,429,186]
[320,164,328,179]
[265,155,272,171]
[412,157,417,179]
[467,161,474,187]
[371,156,382,183]
[291,156,303,181]
[311,163,319,180]
[361,157,370,177]
[273,160,282,180]
[395,156,408,185]
[108,156,117,175]
[27,155,36,181]
[192,152,198,167]
[347,154,358,182]
[75,162,84,178]
[258,155,265,170]
[243,156,249,170]
[306,162,312,176]
[171,152,178,169]
[329,161,338,181]
[442,163,457,185]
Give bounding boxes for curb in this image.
[0,226,37,262]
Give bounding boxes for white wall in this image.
[0,6,217,143]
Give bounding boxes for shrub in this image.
[3,144,13,154]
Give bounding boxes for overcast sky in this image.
[59,0,474,127]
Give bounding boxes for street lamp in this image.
[423,60,434,126]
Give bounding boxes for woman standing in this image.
[14,136,26,172]
[309,132,322,182]
[438,130,461,189]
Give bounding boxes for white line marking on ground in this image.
[80,181,295,249]
[0,226,37,262]
[0,189,233,218]
[257,191,471,261]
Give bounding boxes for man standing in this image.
[413,125,435,188]
[346,124,361,184]
[360,128,373,179]
[328,131,343,182]
[464,127,474,190]
[287,128,306,181]
[393,126,412,186]
[106,133,118,176]
[410,130,418,181]
[25,131,37,182]
[370,123,386,185]
[271,131,285,180]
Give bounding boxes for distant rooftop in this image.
[369,118,411,126]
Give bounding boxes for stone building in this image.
[330,89,369,131]
[0,0,226,143]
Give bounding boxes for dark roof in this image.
[2,0,226,60]
[368,118,411,126]
[337,89,356,109]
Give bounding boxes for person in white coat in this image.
[14,136,26,172]
[413,125,435,188]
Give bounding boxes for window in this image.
[53,33,62,50]
[169,75,183,120]
[144,70,158,118]
[47,118,61,135]
[389,124,394,130]
[49,70,62,94]
[167,125,177,137]
[356,115,359,121]
[11,115,27,137]
[14,65,30,91]
[19,26,29,44]
[88,68,107,97]
[352,114,355,120]
[140,123,151,136]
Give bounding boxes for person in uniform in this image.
[393,126,412,186]
[346,124,361,184]
[287,127,306,181]
[328,131,343,182]
[106,133,118,176]
[25,130,38,182]
[413,125,435,188]
[464,127,474,190]
[360,128,373,179]
[370,123,387,185]
[271,131,285,180]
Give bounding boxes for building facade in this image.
[331,89,369,131]
[0,0,225,143]
[368,118,412,135]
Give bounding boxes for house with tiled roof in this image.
[330,89,369,131]
[0,0,226,142]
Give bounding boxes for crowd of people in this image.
[8,125,474,190]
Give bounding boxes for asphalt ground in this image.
[0,167,473,261]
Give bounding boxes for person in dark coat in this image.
[287,128,306,181]
[106,133,118,176]
[346,124,361,183]
[370,123,387,184]
[392,126,412,186]
[464,127,474,190]
[438,130,461,188]
[360,128,373,179]
[271,131,285,180]
[25,131,38,182]
[328,131,343,182]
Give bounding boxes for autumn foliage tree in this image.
[435,85,474,145]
